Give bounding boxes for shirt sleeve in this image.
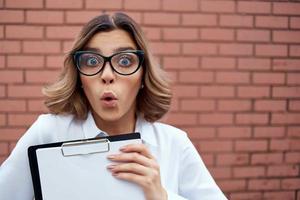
[0,116,43,200]
[177,133,228,200]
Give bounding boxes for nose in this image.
[100,62,115,84]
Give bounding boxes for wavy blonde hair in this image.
[43,12,172,122]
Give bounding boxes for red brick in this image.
[0,100,26,112]
[289,45,300,57]
[216,153,249,166]
[199,113,233,125]
[62,41,74,53]
[235,140,268,152]
[6,0,43,8]
[285,152,300,164]
[288,126,300,137]
[218,180,247,192]
[143,27,161,40]
[236,113,269,125]
[0,142,8,155]
[0,86,5,98]
[273,59,300,71]
[8,85,43,98]
[238,1,271,14]
[254,127,285,138]
[181,100,215,111]
[233,166,265,178]
[200,153,214,166]
[270,139,290,151]
[230,192,262,199]
[46,26,81,39]
[163,28,198,41]
[238,58,271,71]
[249,179,280,191]
[6,25,43,39]
[66,11,104,24]
[0,70,23,83]
[202,57,235,70]
[23,41,61,54]
[273,2,300,15]
[216,72,250,84]
[85,0,122,9]
[144,13,180,26]
[282,178,300,190]
[251,153,283,165]
[0,56,4,68]
[183,42,217,56]
[46,0,83,8]
[218,100,251,112]
[219,44,253,56]
[238,86,270,98]
[0,10,24,23]
[273,31,300,43]
[220,15,253,27]
[289,100,300,111]
[253,73,285,85]
[124,0,160,10]
[0,114,6,126]
[271,113,300,125]
[255,100,286,112]
[7,56,44,69]
[185,127,216,140]
[164,57,198,70]
[255,16,288,29]
[25,70,60,83]
[162,0,197,11]
[198,140,233,152]
[200,0,235,13]
[255,44,288,57]
[28,99,47,112]
[210,167,231,179]
[8,114,37,126]
[201,86,235,98]
[264,191,295,200]
[179,71,213,83]
[290,139,300,150]
[287,73,300,85]
[201,28,234,41]
[26,11,64,24]
[0,26,3,38]
[172,85,198,98]
[166,113,197,126]
[290,17,300,29]
[218,126,251,138]
[182,14,217,26]
[273,87,300,98]
[268,165,299,177]
[0,41,21,53]
[0,128,25,141]
[150,42,180,55]
[237,29,270,42]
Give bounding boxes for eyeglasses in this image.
[73,50,144,76]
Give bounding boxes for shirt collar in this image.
[82,111,157,147]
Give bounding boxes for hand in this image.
[107,143,167,200]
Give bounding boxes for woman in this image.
[0,12,227,200]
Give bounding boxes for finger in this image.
[107,163,149,176]
[112,172,151,188]
[120,143,154,159]
[107,152,153,168]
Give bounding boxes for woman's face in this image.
[79,29,143,124]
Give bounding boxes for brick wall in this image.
[0,0,300,199]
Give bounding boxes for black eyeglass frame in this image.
[73,50,145,76]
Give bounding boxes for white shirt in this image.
[0,112,227,200]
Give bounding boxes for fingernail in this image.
[112,172,118,177]
[120,146,126,151]
[107,165,116,170]
[107,155,116,159]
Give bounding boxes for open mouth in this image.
[100,92,117,107]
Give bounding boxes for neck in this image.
[92,111,136,136]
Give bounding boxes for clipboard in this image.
[28,132,145,200]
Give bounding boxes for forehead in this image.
[85,29,137,54]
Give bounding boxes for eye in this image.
[118,56,132,67]
[86,56,99,66]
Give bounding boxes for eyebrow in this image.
[82,46,136,54]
